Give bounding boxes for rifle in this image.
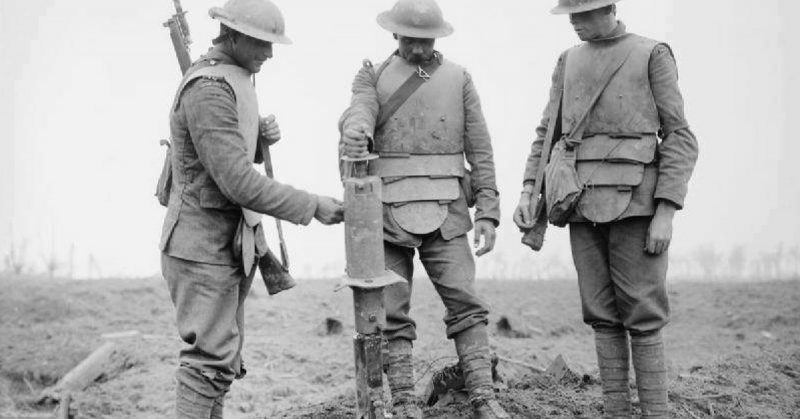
[163,0,192,75]
[161,1,294,294]
[257,120,296,295]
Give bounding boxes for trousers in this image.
[383,233,490,341]
[162,253,255,398]
[569,216,669,334]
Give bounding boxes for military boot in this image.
[631,330,669,418]
[594,328,632,418]
[175,382,215,419]
[454,323,509,419]
[386,339,423,419]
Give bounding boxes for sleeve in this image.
[182,78,318,225]
[522,52,567,185]
[649,44,699,209]
[462,70,500,226]
[337,60,382,179]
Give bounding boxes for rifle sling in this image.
[375,56,442,131]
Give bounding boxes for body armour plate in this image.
[373,56,465,154]
[563,34,661,137]
[180,63,262,228]
[372,56,467,234]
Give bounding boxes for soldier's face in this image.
[569,9,609,41]
[397,36,435,64]
[232,35,273,74]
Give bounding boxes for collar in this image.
[590,21,629,43]
[199,47,239,67]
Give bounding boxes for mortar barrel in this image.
[344,175,385,279]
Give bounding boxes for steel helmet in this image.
[209,0,292,44]
[551,0,621,15]
[377,0,453,39]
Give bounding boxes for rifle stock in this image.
[258,134,296,295]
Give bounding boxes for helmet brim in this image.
[376,11,453,39]
[550,0,620,15]
[210,7,293,45]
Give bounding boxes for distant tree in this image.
[41,252,61,279]
[727,245,747,279]
[4,241,28,275]
[788,245,800,279]
[693,245,721,280]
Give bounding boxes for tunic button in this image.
[440,116,446,121]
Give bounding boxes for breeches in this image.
[161,253,255,398]
[569,217,669,334]
[383,233,490,341]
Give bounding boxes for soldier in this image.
[159,0,344,417]
[339,1,508,418]
[514,1,698,417]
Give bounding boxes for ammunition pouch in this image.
[575,134,657,223]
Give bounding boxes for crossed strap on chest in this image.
[374,53,442,131]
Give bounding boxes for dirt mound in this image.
[276,348,800,418]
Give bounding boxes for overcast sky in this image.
[1,0,798,279]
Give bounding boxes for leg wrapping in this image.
[595,328,631,418]
[631,331,668,418]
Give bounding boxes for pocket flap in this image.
[577,134,657,164]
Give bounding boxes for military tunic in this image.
[522,23,698,333]
[160,49,318,398]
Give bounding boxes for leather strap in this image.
[375,53,442,131]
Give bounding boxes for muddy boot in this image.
[454,324,509,419]
[386,339,422,419]
[175,382,214,419]
[631,330,669,418]
[595,328,632,418]
[210,394,224,419]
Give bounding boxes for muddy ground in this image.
[1,275,798,418]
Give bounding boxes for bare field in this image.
[1,275,798,418]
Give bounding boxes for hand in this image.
[645,202,677,255]
[260,114,281,146]
[314,196,344,225]
[341,125,370,159]
[473,219,497,257]
[513,192,536,229]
